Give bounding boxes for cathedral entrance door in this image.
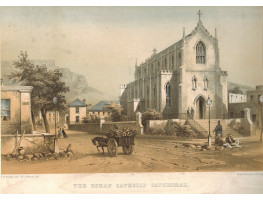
[196,96,206,119]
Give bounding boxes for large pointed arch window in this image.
[196,41,206,64]
[165,82,171,107]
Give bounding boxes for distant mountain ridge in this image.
[227,81,254,93]
[1,60,116,105]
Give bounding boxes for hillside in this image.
[228,81,254,93]
[1,60,117,105]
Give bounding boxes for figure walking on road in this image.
[62,128,68,138]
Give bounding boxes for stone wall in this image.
[1,87,33,135]
[228,103,247,117]
[101,121,143,135]
[68,120,144,135]
[68,123,101,134]
[1,134,54,155]
[1,122,20,135]
[147,119,186,131]
[223,109,256,136]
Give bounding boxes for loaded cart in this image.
[106,126,137,157]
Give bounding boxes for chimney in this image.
[83,99,86,104]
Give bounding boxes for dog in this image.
[92,137,108,154]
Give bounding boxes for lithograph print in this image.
[0,7,263,193]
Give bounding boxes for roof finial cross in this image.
[197,10,202,22]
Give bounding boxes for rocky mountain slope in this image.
[1,60,116,105]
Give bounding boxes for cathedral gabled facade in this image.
[120,12,228,120]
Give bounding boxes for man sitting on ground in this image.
[225,134,242,148]
[215,135,232,149]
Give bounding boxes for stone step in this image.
[194,119,242,137]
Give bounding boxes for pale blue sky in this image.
[0,7,262,98]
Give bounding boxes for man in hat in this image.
[190,107,195,119]
[225,134,242,148]
[214,120,223,138]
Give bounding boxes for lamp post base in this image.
[54,138,59,153]
[208,136,212,147]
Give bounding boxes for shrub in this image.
[228,120,246,135]
[104,103,122,122]
[142,109,162,127]
[120,115,130,121]
[82,115,100,123]
[165,121,197,138]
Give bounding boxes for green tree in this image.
[9,51,70,133]
[104,102,122,122]
[229,86,244,94]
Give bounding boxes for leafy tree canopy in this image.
[9,51,70,132]
[229,86,244,94]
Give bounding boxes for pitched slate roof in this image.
[88,101,120,112]
[67,99,87,107]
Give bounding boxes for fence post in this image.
[100,116,105,132]
[136,112,144,135]
[244,108,255,136]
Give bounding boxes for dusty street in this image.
[2,130,263,174]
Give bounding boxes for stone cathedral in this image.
[120,12,228,120]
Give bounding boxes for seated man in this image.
[225,134,242,148]
[215,135,232,148]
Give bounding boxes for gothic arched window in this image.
[203,76,208,90]
[165,82,171,107]
[178,52,182,66]
[146,86,150,108]
[196,41,206,64]
[153,84,157,109]
[192,76,197,90]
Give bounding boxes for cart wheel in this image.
[107,138,118,157]
[122,145,134,155]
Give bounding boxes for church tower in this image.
[179,10,228,119]
[120,10,228,119]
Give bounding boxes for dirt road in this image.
[2,130,263,174]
